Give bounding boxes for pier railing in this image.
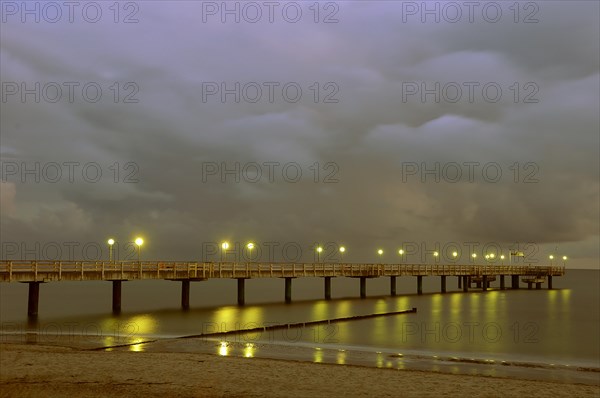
[0,260,566,283]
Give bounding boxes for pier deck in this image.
[0,261,565,282]
[0,261,565,316]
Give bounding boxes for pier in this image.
[0,261,565,316]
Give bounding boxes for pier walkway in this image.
[0,261,565,316]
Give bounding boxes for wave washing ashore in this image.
[2,323,599,385]
[1,338,599,398]
[141,334,600,386]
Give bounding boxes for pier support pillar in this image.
[548,276,553,290]
[237,278,246,306]
[536,282,542,290]
[500,275,505,290]
[181,280,190,310]
[112,280,122,314]
[458,276,462,289]
[284,277,293,303]
[360,277,367,298]
[511,275,519,289]
[527,282,532,290]
[324,277,332,300]
[441,276,447,293]
[27,282,41,317]
[390,276,396,296]
[417,276,423,295]
[482,276,488,291]
[462,276,468,292]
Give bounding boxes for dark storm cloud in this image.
[1,1,598,266]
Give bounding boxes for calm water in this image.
[1,269,599,378]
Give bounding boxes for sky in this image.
[1,1,598,269]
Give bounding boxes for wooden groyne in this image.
[181,307,418,340]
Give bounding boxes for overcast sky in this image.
[1,1,598,268]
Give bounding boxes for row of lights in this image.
[219,242,346,262]
[221,241,256,261]
[386,249,567,264]
[109,239,568,265]
[548,254,568,265]
[220,241,567,264]
[107,237,144,261]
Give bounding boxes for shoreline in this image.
[1,342,599,398]
[2,332,599,386]
[136,337,600,386]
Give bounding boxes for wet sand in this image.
[1,342,599,398]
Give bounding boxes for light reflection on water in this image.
[129,343,144,352]
[218,341,229,356]
[0,271,597,368]
[314,347,323,363]
[375,351,383,367]
[100,314,157,350]
[243,343,256,358]
[336,350,346,365]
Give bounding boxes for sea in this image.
[1,269,598,384]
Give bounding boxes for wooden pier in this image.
[0,261,565,316]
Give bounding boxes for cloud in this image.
[0,182,16,216]
[1,1,598,267]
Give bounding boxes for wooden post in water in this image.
[324,277,332,300]
[112,280,122,314]
[441,276,446,293]
[27,282,41,317]
[181,280,190,310]
[390,276,396,296]
[548,275,553,289]
[360,277,367,298]
[284,277,293,303]
[417,276,423,295]
[237,278,245,305]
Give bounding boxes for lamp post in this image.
[471,253,477,263]
[500,254,505,265]
[549,254,554,266]
[339,246,346,262]
[316,246,323,263]
[134,237,143,263]
[562,255,567,266]
[107,238,115,262]
[452,251,458,264]
[221,242,229,262]
[432,251,439,263]
[398,249,404,263]
[377,249,383,263]
[246,242,254,261]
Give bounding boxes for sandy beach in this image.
[1,343,598,398]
